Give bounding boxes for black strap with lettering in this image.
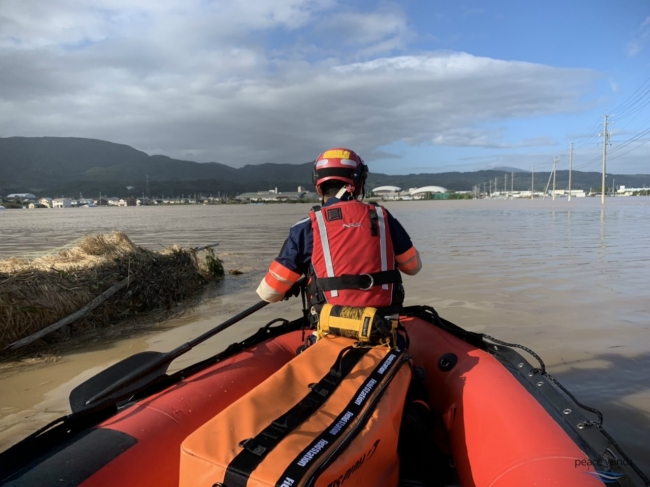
[274,349,407,487]
[223,346,370,487]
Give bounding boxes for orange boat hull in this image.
[2,313,619,486]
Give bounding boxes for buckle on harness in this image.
[239,438,267,456]
[359,273,374,290]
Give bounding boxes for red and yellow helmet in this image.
[312,148,368,187]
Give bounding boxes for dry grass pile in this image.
[0,232,222,350]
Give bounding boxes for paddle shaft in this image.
[85,299,270,406]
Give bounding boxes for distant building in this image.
[372,185,402,194]
[39,197,53,208]
[107,197,120,206]
[235,188,316,202]
[118,198,137,207]
[409,186,447,195]
[27,202,47,209]
[616,185,648,196]
[371,185,447,200]
[53,198,72,208]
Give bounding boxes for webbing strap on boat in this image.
[275,348,406,487]
[223,346,370,487]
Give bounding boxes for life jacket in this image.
[308,201,403,310]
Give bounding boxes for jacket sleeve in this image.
[256,260,302,303]
[256,219,312,302]
[395,246,422,275]
[384,209,422,276]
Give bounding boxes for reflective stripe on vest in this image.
[314,209,338,298]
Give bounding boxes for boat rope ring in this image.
[438,353,458,372]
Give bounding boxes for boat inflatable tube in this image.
[180,336,412,487]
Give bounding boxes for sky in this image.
[1,0,649,175]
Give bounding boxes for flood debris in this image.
[0,232,223,351]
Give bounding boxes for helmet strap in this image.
[337,186,352,199]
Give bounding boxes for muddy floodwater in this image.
[1,198,649,474]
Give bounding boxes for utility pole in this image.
[504,174,508,197]
[511,171,514,195]
[543,164,553,199]
[489,180,492,196]
[600,114,609,204]
[483,182,486,196]
[495,177,498,194]
[552,156,558,200]
[613,178,615,197]
[531,165,535,199]
[568,143,573,202]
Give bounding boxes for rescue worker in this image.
[256,147,422,312]
[257,148,446,486]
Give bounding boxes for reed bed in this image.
[0,232,223,350]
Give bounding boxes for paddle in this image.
[69,283,301,413]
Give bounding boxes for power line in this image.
[573,152,603,170]
[614,91,650,121]
[574,116,604,149]
[609,125,650,155]
[608,127,650,161]
[610,74,650,116]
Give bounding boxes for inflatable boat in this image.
[0,302,647,487]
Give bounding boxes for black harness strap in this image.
[274,348,407,487]
[223,346,370,487]
[368,207,378,237]
[309,270,402,293]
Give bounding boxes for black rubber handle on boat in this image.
[82,278,306,408]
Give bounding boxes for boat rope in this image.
[482,334,650,486]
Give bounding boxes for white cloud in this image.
[627,16,650,57]
[0,0,598,168]
[311,4,410,49]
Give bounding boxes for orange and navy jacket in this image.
[256,197,422,303]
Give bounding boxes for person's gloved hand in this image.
[282,282,302,301]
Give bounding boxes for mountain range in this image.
[1,137,649,198]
